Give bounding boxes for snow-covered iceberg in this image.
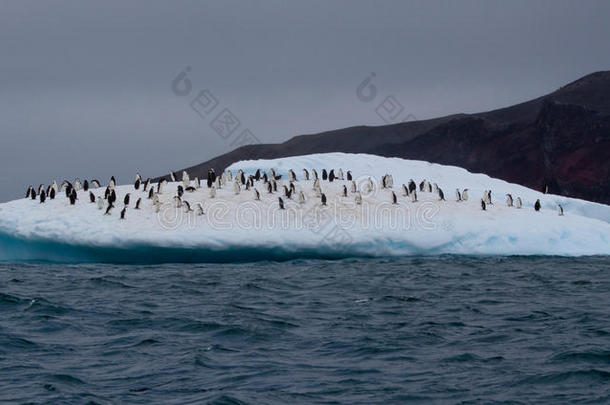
[0,153,609,263]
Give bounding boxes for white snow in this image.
[0,152,608,262]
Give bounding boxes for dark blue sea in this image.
[1,256,609,404]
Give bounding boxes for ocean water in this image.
[1,257,609,404]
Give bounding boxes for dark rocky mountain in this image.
[162,71,610,204]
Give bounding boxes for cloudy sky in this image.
[1,0,609,201]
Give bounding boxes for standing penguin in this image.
[254,188,260,201]
[124,193,130,206]
[50,188,56,200]
[39,190,46,203]
[392,191,397,204]
[322,169,328,181]
[343,185,348,197]
[410,190,417,202]
[481,199,486,211]
[26,186,33,198]
[438,188,445,201]
[135,198,142,210]
[347,171,352,181]
[506,194,513,207]
[298,191,305,204]
[321,193,327,206]
[455,189,462,202]
[557,204,564,216]
[83,180,89,191]
[278,197,285,210]
[89,191,95,203]
[328,170,335,182]
[120,207,126,220]
[302,169,310,181]
[516,197,522,209]
[462,189,469,201]
[534,199,541,211]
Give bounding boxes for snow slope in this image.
[0,153,608,263]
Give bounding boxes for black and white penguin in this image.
[234,181,241,195]
[83,180,89,191]
[322,169,328,181]
[148,188,155,199]
[419,180,425,192]
[557,204,564,216]
[89,191,95,203]
[39,190,46,203]
[110,176,116,189]
[136,173,142,183]
[410,190,417,202]
[135,197,142,210]
[392,191,397,204]
[347,171,352,181]
[49,188,56,200]
[289,169,296,182]
[343,185,348,197]
[298,191,305,204]
[124,193,130,206]
[302,169,310,181]
[105,204,114,215]
[455,189,462,201]
[329,170,335,182]
[108,189,117,205]
[134,178,141,190]
[69,191,77,205]
[350,181,357,193]
[262,172,268,183]
[177,185,184,198]
[185,186,196,192]
[183,201,193,212]
[196,203,205,216]
[169,171,177,182]
[438,188,445,201]
[542,185,548,194]
[481,199,486,211]
[254,188,260,201]
[516,197,522,209]
[272,180,278,192]
[338,169,344,180]
[120,207,126,220]
[506,194,513,207]
[157,179,167,194]
[173,196,182,208]
[321,193,327,206]
[534,199,541,212]
[462,189,469,201]
[312,169,319,181]
[26,186,33,198]
[267,181,273,194]
[428,183,432,193]
[91,180,101,188]
[193,177,200,189]
[278,197,285,210]
[255,169,261,181]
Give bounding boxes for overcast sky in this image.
[1,0,609,202]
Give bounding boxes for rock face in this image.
[164,71,610,204]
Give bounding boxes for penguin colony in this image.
[23,167,565,222]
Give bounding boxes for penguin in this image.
[387,175,394,188]
[135,198,142,210]
[234,181,241,195]
[134,178,141,190]
[182,171,190,188]
[183,201,193,212]
[210,186,216,198]
[428,183,432,193]
[278,197,285,210]
[313,178,320,191]
[481,199,486,211]
[392,191,397,204]
[169,171,176,182]
[227,170,233,182]
[350,181,357,193]
[343,185,348,197]
[272,180,278,192]
[109,176,116,189]
[347,171,352,181]
[381,175,387,189]
[97,197,104,210]
[148,188,155,199]
[557,204,564,216]
[542,185,548,194]
[65,184,72,199]
[39,190,46,203]
[506,194,513,207]
[408,180,416,194]
[486,190,493,205]
[194,177,200,189]
[302,169,310,181]
[401,184,408,196]
[185,186,196,192]
[108,190,116,205]
[410,190,417,202]
[157,179,167,194]
[195,203,205,216]
[419,180,425,192]
[433,183,439,194]
[355,192,362,205]
[177,185,184,198]
[270,168,276,179]
[74,179,82,191]
[338,169,344,180]
[438,188,445,201]
[263,172,268,183]
[290,182,296,194]
[534,199,541,212]
[50,188,56,200]
[69,192,77,205]
[143,178,151,191]
[455,189,462,202]
[240,172,246,186]
[321,193,327,206]
[215,177,221,189]
[89,191,95,203]
[516,197,522,209]
[26,186,33,198]
[329,170,335,182]
[135,173,142,183]
[83,180,89,191]
[173,196,182,208]
[255,169,261,181]
[322,169,328,181]
[120,207,126,220]
[312,169,319,181]
[298,191,305,204]
[254,188,260,201]
[462,189,469,201]
[289,169,296,182]
[267,182,273,194]
[90,180,101,188]
[124,193,130,206]
[105,203,114,215]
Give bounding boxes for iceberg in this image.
[0,153,609,263]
